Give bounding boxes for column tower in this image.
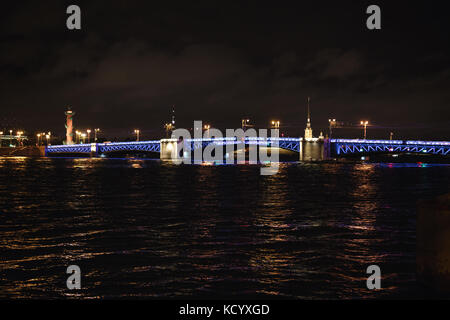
[65,107,75,145]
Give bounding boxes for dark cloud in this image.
[0,1,449,140]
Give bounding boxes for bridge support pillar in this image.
[89,143,98,157]
[160,139,179,160]
[300,139,330,161]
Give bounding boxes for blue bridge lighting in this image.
[45,138,450,157]
[331,139,450,156]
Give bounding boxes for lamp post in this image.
[271,120,280,129]
[360,121,369,140]
[0,131,3,147]
[328,118,336,138]
[241,118,250,130]
[9,130,12,146]
[37,133,41,146]
[45,134,50,146]
[17,131,23,146]
[134,129,140,142]
[81,133,86,144]
[204,124,211,138]
[76,131,81,144]
[94,128,100,142]
[87,129,91,143]
[390,132,394,140]
[164,123,173,138]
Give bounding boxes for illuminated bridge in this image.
[45,138,450,159]
[185,137,301,152]
[46,141,161,155]
[332,139,450,156]
[45,138,302,155]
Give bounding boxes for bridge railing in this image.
[331,139,404,144]
[331,139,450,155]
[46,144,93,154]
[44,138,450,157]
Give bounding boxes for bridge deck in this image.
[331,139,450,155]
[45,138,450,157]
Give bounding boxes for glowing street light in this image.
[76,130,81,144]
[17,131,24,146]
[328,118,337,138]
[360,120,369,140]
[94,128,100,142]
[134,129,140,141]
[87,129,91,143]
[271,120,280,129]
[164,123,173,138]
[204,124,211,138]
[47,132,52,146]
[37,133,41,146]
[81,133,86,144]
[241,118,251,130]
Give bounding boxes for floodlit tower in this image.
[65,107,75,145]
[304,97,313,139]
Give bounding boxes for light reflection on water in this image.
[0,157,449,299]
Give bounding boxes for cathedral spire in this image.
[171,105,176,128]
[304,97,313,139]
[307,96,311,128]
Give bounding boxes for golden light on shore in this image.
[134,129,140,141]
[360,120,369,139]
[271,120,280,129]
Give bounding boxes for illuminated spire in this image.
[306,96,311,128]
[171,105,176,128]
[304,97,313,139]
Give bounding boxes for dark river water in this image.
[1,156,449,299]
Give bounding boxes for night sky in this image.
[1,1,449,140]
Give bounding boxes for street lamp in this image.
[87,129,91,143]
[271,120,280,129]
[204,124,211,138]
[81,133,86,144]
[134,129,140,141]
[9,130,12,146]
[241,118,250,130]
[164,123,173,138]
[94,128,100,142]
[390,132,394,140]
[0,131,3,147]
[37,133,41,146]
[360,121,369,140]
[328,118,336,138]
[45,134,50,146]
[17,131,23,146]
